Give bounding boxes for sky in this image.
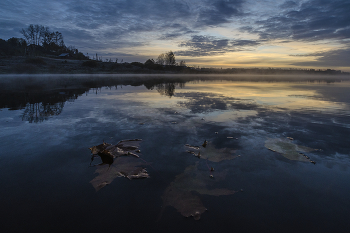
[1,0,350,71]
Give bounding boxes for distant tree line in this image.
[0,37,27,56]
[0,24,88,60]
[142,51,186,69]
[81,50,188,71]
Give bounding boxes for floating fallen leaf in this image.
[264,138,316,162]
[97,150,114,166]
[89,139,149,191]
[161,162,236,220]
[89,139,142,158]
[90,156,149,191]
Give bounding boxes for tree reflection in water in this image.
[0,76,188,122]
[144,82,185,97]
[1,74,343,123]
[21,102,65,123]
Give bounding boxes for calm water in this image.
[1,74,350,233]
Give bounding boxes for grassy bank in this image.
[0,56,190,74]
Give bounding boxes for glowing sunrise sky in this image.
[1,0,350,71]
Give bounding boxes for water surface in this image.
[1,74,350,233]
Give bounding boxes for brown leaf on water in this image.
[89,139,142,158]
[185,142,237,162]
[89,139,148,191]
[161,162,236,220]
[265,138,316,162]
[90,156,149,191]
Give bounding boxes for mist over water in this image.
[1,74,350,233]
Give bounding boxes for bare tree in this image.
[41,27,53,45]
[156,53,166,65]
[33,25,44,45]
[179,60,186,66]
[20,24,35,45]
[52,31,64,46]
[156,51,176,65]
[165,51,176,65]
[21,24,63,47]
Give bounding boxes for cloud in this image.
[0,0,251,59]
[290,48,350,67]
[0,0,193,44]
[245,0,350,42]
[232,39,260,46]
[158,24,196,40]
[176,35,260,56]
[196,0,245,26]
[0,19,27,39]
[177,35,233,56]
[1,0,349,71]
[279,1,299,9]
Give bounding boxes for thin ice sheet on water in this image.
[264,138,315,162]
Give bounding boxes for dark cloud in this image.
[1,0,349,71]
[0,0,248,58]
[159,25,196,40]
[252,0,350,42]
[290,48,350,67]
[68,0,191,23]
[196,0,244,26]
[0,0,193,45]
[176,35,260,56]
[0,19,27,39]
[279,1,299,9]
[177,36,233,56]
[239,26,253,33]
[232,39,260,46]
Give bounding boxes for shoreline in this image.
[1,56,349,76]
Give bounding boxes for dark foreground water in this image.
[1,74,350,233]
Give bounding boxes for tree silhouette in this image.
[165,51,176,65]
[156,51,176,66]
